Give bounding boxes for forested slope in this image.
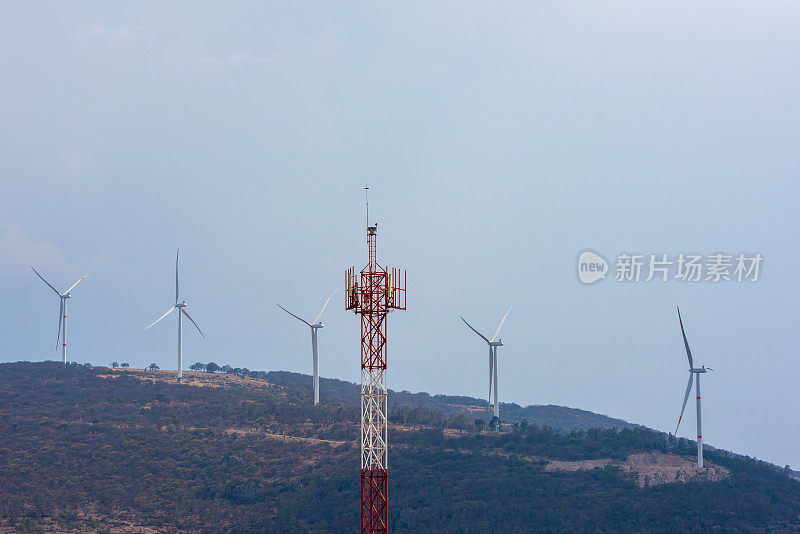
[0,362,798,533]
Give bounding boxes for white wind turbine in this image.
[277,289,337,405]
[673,306,712,468]
[143,248,204,381]
[31,267,88,366]
[460,306,513,421]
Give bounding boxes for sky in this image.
[1,2,798,468]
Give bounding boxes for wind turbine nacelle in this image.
[490,340,503,347]
[177,301,187,308]
[691,367,707,373]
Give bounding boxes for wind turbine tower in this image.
[673,307,712,468]
[461,306,512,422]
[345,187,406,534]
[277,289,337,405]
[31,267,88,365]
[143,248,205,380]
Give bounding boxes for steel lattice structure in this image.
[346,224,405,534]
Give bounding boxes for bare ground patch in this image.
[432,446,729,487]
[221,427,349,446]
[544,452,729,486]
[98,369,275,390]
[0,508,165,534]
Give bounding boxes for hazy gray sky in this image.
[1,2,798,468]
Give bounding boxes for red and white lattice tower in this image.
[345,220,406,534]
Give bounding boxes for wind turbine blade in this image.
[674,372,694,435]
[175,247,180,304]
[181,309,205,338]
[677,307,694,369]
[313,289,338,324]
[460,316,490,344]
[64,275,89,294]
[57,299,64,350]
[31,267,61,296]
[491,305,513,342]
[143,306,177,332]
[277,303,311,326]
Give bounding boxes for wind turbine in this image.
[143,248,204,381]
[460,306,513,421]
[277,289,337,405]
[31,267,88,366]
[673,306,712,468]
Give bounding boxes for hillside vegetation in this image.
[1,362,799,533]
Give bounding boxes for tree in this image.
[148,363,160,371]
[206,362,221,373]
[474,418,485,431]
[15,518,40,533]
[120,363,129,369]
[448,414,467,433]
[489,416,500,431]
[189,362,205,372]
[222,364,234,374]
[519,419,530,434]
[111,362,119,369]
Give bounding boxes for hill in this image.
[0,361,799,533]
[267,370,635,432]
